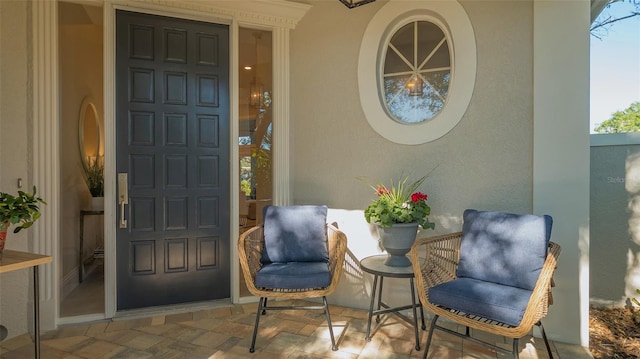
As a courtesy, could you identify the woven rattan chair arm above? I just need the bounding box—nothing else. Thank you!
[238,225,264,297]
[327,223,348,294]
[411,232,462,289]
[514,241,562,335]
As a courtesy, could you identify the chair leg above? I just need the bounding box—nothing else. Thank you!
[322,296,338,351]
[513,338,519,359]
[423,314,439,359]
[537,321,554,358]
[419,303,426,330]
[249,297,267,353]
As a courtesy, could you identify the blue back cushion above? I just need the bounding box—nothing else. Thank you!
[457,209,552,290]
[261,205,329,263]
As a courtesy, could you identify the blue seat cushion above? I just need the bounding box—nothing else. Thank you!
[261,205,329,263]
[429,277,533,327]
[457,209,552,290]
[255,262,331,289]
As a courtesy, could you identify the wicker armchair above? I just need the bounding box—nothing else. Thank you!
[238,206,348,353]
[410,210,561,359]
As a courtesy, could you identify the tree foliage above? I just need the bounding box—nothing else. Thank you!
[591,0,640,39]
[594,102,640,133]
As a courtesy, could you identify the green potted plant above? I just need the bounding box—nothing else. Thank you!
[0,186,47,254]
[361,174,435,229]
[83,156,104,210]
[360,174,435,267]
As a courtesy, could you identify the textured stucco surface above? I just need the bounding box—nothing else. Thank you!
[0,0,32,339]
[291,0,532,216]
[591,143,640,305]
[290,0,533,314]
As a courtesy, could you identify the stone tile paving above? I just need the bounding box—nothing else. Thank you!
[0,300,586,359]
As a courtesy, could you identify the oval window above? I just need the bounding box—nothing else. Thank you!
[382,20,451,124]
[358,2,476,145]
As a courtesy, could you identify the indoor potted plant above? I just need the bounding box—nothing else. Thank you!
[361,174,435,266]
[84,156,104,210]
[0,186,47,255]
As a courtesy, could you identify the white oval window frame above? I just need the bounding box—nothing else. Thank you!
[358,1,476,145]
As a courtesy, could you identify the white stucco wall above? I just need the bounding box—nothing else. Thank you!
[590,134,640,307]
[533,0,590,345]
[0,0,33,340]
[291,0,588,346]
[291,0,533,303]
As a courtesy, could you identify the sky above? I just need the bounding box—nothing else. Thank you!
[590,2,640,133]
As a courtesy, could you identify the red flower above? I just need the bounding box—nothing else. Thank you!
[411,192,428,202]
[376,186,390,196]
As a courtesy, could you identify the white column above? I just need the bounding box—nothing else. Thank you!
[272,27,292,205]
[31,0,59,331]
[533,0,590,346]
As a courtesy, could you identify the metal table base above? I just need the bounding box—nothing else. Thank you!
[360,255,426,350]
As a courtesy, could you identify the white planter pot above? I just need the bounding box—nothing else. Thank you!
[377,222,419,267]
[91,196,104,211]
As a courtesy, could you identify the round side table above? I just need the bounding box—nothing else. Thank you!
[360,254,426,350]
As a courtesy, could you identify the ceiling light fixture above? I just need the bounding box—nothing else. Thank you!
[339,0,375,9]
[249,33,264,109]
[408,75,424,97]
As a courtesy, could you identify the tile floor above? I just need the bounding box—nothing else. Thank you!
[0,300,592,359]
[60,264,105,318]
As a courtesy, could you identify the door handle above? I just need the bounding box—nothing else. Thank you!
[118,173,128,228]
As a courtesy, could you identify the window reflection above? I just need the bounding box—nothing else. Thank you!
[239,28,272,228]
[382,20,451,124]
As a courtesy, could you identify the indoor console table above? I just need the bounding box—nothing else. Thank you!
[0,250,52,359]
[79,210,104,283]
[360,254,426,350]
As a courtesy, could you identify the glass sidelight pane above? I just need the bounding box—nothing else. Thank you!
[238,28,273,298]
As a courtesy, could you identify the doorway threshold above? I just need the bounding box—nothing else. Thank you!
[113,299,233,321]
[58,313,107,326]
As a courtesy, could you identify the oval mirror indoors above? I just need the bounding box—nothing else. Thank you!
[78,96,102,172]
[78,96,104,208]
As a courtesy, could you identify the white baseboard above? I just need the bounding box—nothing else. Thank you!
[61,266,79,300]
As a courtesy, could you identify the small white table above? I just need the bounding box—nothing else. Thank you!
[0,250,52,359]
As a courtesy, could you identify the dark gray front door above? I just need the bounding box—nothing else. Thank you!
[116,10,230,310]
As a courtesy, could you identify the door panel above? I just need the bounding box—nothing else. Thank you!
[116,10,230,310]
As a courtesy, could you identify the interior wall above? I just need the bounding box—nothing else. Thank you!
[0,0,32,339]
[290,0,535,319]
[59,4,104,298]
